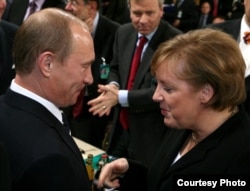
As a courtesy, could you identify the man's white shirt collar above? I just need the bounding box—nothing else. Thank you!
[10,80,63,124]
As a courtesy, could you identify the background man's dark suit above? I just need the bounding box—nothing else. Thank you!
[207,19,250,115]
[200,0,244,19]
[107,20,182,167]
[4,0,66,25]
[163,0,199,32]
[69,15,120,149]
[0,20,18,95]
[0,90,91,191]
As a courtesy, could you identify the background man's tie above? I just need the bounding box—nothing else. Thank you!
[119,36,148,130]
[28,0,37,17]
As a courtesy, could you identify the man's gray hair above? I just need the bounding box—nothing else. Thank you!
[127,0,164,8]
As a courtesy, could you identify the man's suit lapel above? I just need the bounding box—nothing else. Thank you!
[8,0,29,25]
[133,47,154,89]
[42,0,66,9]
[226,19,241,41]
[0,26,7,93]
[52,118,84,165]
[133,21,167,89]
[93,16,109,65]
[0,26,6,74]
[4,90,84,164]
[120,31,137,89]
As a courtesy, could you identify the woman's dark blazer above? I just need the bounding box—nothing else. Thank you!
[119,109,250,191]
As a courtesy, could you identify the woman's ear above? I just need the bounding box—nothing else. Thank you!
[200,84,214,103]
[38,52,54,77]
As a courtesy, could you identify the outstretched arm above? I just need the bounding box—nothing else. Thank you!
[88,84,119,117]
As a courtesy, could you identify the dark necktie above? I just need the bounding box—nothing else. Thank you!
[119,36,148,130]
[243,32,250,44]
[62,112,70,134]
[28,0,37,17]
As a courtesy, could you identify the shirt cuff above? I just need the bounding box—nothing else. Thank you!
[119,90,129,107]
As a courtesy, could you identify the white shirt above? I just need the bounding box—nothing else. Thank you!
[91,11,99,38]
[118,30,157,107]
[10,80,63,124]
[23,0,45,21]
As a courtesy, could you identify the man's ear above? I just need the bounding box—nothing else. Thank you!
[88,0,97,11]
[38,52,54,77]
[200,84,214,103]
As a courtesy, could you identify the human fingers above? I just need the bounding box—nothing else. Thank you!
[97,163,120,189]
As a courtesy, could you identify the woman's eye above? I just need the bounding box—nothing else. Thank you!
[164,87,173,93]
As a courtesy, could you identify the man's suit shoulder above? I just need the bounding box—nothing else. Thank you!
[208,19,241,29]
[157,19,183,38]
[99,15,120,28]
[42,0,66,9]
[0,20,18,35]
[117,22,135,33]
[206,19,241,38]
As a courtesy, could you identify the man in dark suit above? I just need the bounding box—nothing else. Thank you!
[65,0,120,149]
[207,0,250,115]
[3,0,66,25]
[200,0,244,19]
[0,0,18,95]
[88,0,182,167]
[197,0,213,28]
[163,0,199,32]
[0,8,94,191]
[101,0,131,24]
[0,20,18,95]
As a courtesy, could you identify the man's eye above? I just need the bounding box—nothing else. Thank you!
[133,12,142,17]
[146,11,154,16]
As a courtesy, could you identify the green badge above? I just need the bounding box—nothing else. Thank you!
[100,57,110,79]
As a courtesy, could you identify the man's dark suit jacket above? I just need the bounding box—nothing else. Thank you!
[207,19,250,115]
[0,20,18,95]
[0,89,91,191]
[87,15,120,104]
[4,0,66,26]
[119,109,250,191]
[67,15,120,149]
[0,142,11,191]
[164,0,199,32]
[106,20,182,167]
[200,0,242,19]
[197,13,213,28]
